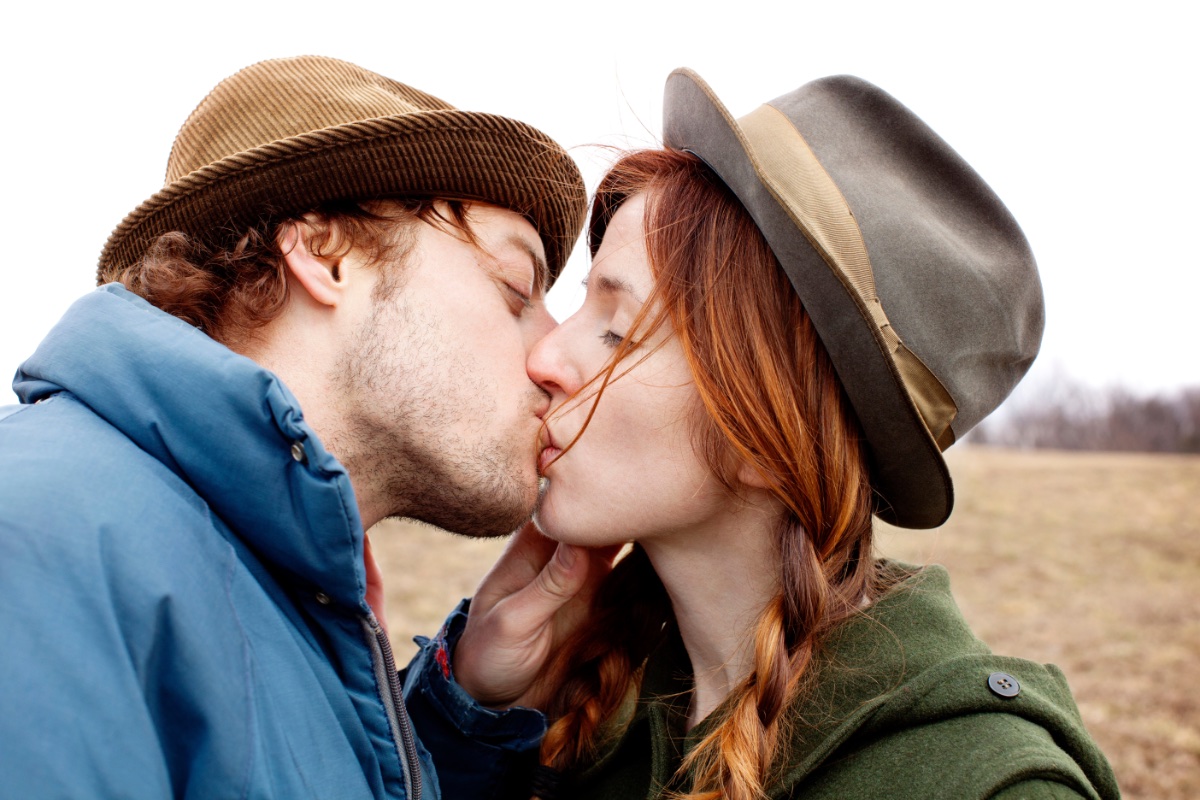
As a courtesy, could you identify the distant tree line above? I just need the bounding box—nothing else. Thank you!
[970,382,1200,453]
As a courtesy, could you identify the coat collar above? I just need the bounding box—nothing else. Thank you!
[14,284,368,608]
[597,563,995,794]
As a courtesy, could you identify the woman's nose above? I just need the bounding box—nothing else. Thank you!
[522,303,558,352]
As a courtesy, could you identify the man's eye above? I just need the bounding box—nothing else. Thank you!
[504,284,532,313]
[600,330,624,348]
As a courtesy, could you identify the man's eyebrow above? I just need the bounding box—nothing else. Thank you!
[504,235,549,292]
[584,274,644,305]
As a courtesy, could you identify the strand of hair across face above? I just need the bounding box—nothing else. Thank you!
[537,148,882,800]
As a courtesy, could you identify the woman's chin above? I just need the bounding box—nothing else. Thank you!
[532,502,616,548]
[530,506,574,544]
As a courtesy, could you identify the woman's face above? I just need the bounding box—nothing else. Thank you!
[528,194,729,547]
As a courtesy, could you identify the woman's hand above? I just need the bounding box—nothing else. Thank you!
[453,522,619,710]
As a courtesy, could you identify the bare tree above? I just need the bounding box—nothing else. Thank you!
[969,374,1200,454]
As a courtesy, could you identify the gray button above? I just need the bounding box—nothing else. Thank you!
[315,592,331,606]
[987,671,1020,698]
[290,441,307,463]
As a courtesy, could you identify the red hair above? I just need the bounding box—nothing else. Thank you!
[539,149,889,800]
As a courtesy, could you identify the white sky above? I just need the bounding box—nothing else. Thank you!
[2,1,1196,406]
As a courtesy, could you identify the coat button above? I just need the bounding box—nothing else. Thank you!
[315,592,332,605]
[987,671,1020,698]
[290,441,307,464]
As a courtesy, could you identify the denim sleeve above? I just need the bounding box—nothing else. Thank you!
[402,599,547,800]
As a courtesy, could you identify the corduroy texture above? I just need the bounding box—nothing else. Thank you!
[98,56,587,283]
[663,69,1044,529]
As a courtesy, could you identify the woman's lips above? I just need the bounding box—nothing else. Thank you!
[538,445,562,475]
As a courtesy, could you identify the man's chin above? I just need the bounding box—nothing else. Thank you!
[431,482,540,538]
[379,451,541,538]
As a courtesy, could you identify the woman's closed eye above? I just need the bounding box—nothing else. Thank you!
[600,330,624,348]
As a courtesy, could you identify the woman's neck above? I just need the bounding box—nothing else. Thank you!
[640,492,783,730]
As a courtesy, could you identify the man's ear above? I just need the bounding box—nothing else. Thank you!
[279,220,344,307]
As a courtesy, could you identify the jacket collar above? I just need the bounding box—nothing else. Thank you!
[614,564,992,793]
[14,284,368,608]
[605,563,1114,797]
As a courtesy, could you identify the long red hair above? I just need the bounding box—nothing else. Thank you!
[539,149,889,800]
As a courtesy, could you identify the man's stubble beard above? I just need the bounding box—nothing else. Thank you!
[330,287,539,538]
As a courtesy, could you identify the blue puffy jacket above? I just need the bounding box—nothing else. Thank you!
[0,285,543,799]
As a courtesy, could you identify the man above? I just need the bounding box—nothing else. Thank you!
[0,55,597,799]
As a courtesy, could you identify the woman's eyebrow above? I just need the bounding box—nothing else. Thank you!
[583,273,645,305]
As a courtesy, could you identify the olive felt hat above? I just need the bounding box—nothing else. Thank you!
[98,55,587,284]
[663,69,1043,529]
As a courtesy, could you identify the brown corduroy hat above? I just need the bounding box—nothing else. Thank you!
[98,55,587,284]
[663,69,1044,529]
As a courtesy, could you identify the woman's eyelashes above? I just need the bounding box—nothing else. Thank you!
[600,330,624,348]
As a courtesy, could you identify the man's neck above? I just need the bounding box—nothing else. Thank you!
[237,322,379,530]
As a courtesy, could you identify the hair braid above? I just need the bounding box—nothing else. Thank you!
[539,546,670,771]
[540,148,891,800]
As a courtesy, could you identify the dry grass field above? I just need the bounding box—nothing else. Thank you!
[370,446,1200,799]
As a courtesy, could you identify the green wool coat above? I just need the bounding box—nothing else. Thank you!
[562,562,1119,799]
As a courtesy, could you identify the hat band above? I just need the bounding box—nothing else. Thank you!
[738,103,957,449]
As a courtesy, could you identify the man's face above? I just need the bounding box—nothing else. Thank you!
[333,202,556,536]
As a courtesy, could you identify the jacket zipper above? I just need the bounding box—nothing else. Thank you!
[363,616,423,800]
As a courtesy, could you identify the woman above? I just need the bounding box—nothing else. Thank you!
[523,71,1118,799]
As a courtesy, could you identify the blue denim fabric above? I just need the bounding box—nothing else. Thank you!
[405,600,547,800]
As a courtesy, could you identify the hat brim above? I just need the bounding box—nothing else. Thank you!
[99,109,586,284]
[663,69,951,529]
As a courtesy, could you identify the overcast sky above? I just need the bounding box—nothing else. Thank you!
[2,1,1196,406]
